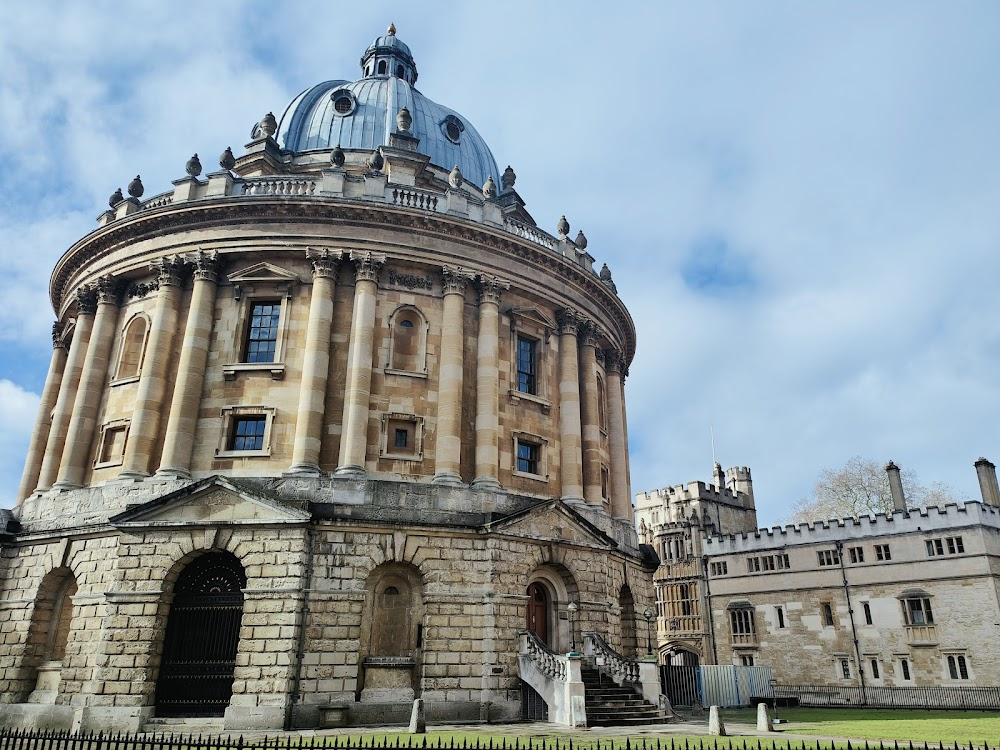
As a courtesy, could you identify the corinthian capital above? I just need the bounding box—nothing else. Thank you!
[95,275,121,305]
[604,347,624,375]
[189,250,220,283]
[306,247,342,281]
[75,285,98,315]
[441,265,474,295]
[51,321,65,350]
[476,274,510,306]
[556,307,582,336]
[350,250,386,284]
[151,255,186,288]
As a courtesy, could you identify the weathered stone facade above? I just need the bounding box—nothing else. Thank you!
[1,27,652,731]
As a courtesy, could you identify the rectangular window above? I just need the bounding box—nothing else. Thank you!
[710,561,728,576]
[822,602,835,627]
[762,556,776,571]
[945,536,964,554]
[601,467,610,500]
[947,655,969,680]
[730,608,755,638]
[875,544,891,561]
[746,557,761,573]
[863,601,872,625]
[902,597,934,626]
[849,546,864,564]
[516,336,537,395]
[230,416,266,451]
[870,659,880,679]
[394,428,409,449]
[901,658,911,681]
[776,553,790,570]
[517,440,541,475]
[741,654,755,666]
[840,659,851,679]
[244,302,281,363]
[776,606,785,629]
[818,549,840,566]
[97,424,128,466]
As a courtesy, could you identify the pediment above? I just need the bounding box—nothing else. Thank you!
[486,500,616,549]
[227,262,300,298]
[508,306,555,332]
[109,476,310,527]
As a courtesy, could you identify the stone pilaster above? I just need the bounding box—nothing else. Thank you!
[578,322,603,507]
[605,349,631,520]
[471,274,509,489]
[433,265,474,485]
[288,248,341,474]
[35,290,96,492]
[336,251,385,476]
[54,277,120,489]
[119,257,186,479]
[157,251,221,478]
[557,308,584,503]
[16,323,68,502]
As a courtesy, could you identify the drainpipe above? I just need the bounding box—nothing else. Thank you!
[286,524,315,730]
[836,540,866,704]
[701,555,718,665]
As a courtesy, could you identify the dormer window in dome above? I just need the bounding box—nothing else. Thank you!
[441,115,464,144]
[331,90,356,116]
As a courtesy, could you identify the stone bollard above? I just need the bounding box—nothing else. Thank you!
[708,705,726,736]
[757,702,773,732]
[408,698,426,734]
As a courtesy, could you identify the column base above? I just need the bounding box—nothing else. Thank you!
[471,477,502,490]
[334,465,366,478]
[116,469,150,481]
[562,495,587,506]
[49,480,82,491]
[284,463,323,477]
[154,467,192,480]
[432,472,466,487]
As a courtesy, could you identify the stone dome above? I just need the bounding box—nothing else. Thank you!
[276,26,501,188]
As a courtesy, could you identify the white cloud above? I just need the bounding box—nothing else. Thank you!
[0,380,40,508]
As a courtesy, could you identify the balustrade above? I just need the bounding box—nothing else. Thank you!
[583,631,639,683]
[520,630,567,681]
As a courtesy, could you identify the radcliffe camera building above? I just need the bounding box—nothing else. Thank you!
[0,27,657,731]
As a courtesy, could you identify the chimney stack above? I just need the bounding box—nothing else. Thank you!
[975,458,1000,506]
[886,460,906,512]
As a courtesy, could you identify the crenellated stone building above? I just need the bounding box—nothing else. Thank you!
[637,458,1000,690]
[0,27,656,732]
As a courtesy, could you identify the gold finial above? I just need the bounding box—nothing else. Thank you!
[387,22,396,35]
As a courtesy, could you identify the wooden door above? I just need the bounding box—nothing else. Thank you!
[525,582,549,645]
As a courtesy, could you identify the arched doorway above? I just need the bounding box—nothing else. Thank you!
[525,582,549,645]
[155,552,246,716]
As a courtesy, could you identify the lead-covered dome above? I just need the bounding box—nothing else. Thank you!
[276,25,501,188]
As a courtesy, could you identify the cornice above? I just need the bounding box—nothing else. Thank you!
[50,197,637,362]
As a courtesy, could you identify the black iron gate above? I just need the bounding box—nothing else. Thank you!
[155,552,247,717]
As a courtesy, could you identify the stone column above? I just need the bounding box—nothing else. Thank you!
[578,323,603,507]
[557,308,585,503]
[472,275,509,489]
[16,323,68,502]
[605,349,632,520]
[336,251,385,476]
[156,251,220,478]
[433,265,474,485]
[288,249,341,475]
[119,257,185,479]
[54,276,120,489]
[35,290,97,492]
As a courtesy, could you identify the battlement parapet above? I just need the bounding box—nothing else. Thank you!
[702,500,997,554]
[636,479,750,509]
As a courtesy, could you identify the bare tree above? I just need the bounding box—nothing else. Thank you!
[787,456,961,523]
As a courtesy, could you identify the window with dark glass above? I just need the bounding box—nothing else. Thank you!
[244,302,280,363]
[230,416,266,451]
[517,441,540,475]
[516,336,537,395]
[863,601,872,625]
[840,659,851,679]
[822,602,835,626]
[947,654,969,680]
[870,659,880,679]
[901,658,911,680]
[849,546,864,563]
[875,544,891,561]
[394,428,409,449]
[730,608,755,638]
[741,654,754,666]
[776,606,785,629]
[902,597,933,626]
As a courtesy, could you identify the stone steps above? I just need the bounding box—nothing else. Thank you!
[581,668,669,727]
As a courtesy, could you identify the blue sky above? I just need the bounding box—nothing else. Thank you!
[1,2,999,524]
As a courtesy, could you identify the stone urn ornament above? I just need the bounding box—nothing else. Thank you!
[108,188,123,208]
[482,175,497,199]
[501,165,516,191]
[331,143,346,168]
[368,148,384,171]
[219,147,236,171]
[575,230,588,250]
[185,154,202,177]
[557,215,570,238]
[259,111,277,139]
[397,106,412,133]
[127,175,144,199]
[449,165,462,188]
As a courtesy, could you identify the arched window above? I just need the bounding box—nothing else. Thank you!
[597,374,607,431]
[388,307,427,373]
[116,314,149,380]
[396,64,404,78]
[377,60,387,75]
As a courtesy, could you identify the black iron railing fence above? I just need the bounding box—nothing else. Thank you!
[775,683,1000,710]
[0,732,998,750]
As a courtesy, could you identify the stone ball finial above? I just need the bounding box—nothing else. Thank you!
[331,143,345,168]
[368,148,384,171]
[219,147,236,171]
[449,165,462,188]
[185,153,202,177]
[397,106,412,133]
[127,175,144,199]
[501,165,516,191]
[259,112,278,138]
[387,22,397,35]
[482,175,497,199]
[575,230,588,250]
[108,188,123,208]
[557,215,570,238]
